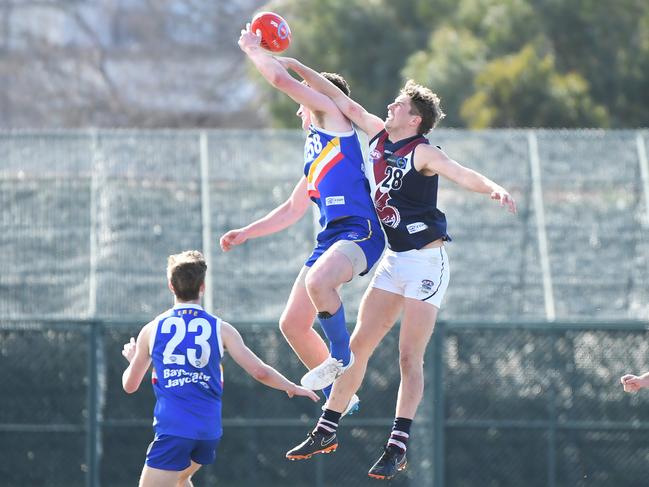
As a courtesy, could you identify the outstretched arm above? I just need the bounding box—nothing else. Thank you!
[220,321,319,400]
[418,145,517,213]
[621,372,649,392]
[278,56,385,138]
[239,24,337,117]
[220,177,310,251]
[122,322,153,393]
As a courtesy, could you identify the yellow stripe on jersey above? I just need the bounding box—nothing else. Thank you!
[307,137,342,194]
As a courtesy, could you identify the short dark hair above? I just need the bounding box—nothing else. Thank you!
[167,250,207,301]
[321,72,350,96]
[401,79,445,135]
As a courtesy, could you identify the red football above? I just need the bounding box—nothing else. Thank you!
[250,12,291,53]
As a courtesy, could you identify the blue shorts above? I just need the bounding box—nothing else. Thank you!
[145,434,221,471]
[306,216,385,276]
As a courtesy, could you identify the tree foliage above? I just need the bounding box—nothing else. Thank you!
[261,0,649,128]
[263,0,441,127]
[3,0,648,128]
[460,44,609,128]
[402,27,488,127]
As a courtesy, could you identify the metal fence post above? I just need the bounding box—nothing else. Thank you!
[199,131,214,313]
[527,130,556,321]
[548,386,557,487]
[432,321,445,487]
[547,330,559,487]
[315,453,324,487]
[636,131,649,227]
[86,320,100,487]
[88,130,99,319]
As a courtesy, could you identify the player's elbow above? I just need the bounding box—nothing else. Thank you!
[286,202,308,222]
[340,98,355,114]
[271,72,293,91]
[251,364,271,383]
[340,102,364,127]
[122,379,139,394]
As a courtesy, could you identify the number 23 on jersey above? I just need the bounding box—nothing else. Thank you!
[160,316,212,368]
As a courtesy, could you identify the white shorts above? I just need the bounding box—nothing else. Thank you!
[369,246,450,308]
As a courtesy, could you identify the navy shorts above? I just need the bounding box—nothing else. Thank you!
[145,434,220,471]
[305,216,385,276]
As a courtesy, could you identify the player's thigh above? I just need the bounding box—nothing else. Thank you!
[280,268,317,331]
[139,465,180,487]
[398,298,439,362]
[351,287,404,358]
[329,239,368,277]
[401,246,450,308]
[306,245,355,289]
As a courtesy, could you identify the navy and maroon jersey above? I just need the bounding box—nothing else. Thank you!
[365,130,449,251]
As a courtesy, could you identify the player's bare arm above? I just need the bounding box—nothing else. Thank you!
[220,321,319,401]
[621,372,649,392]
[278,56,385,138]
[220,177,310,252]
[122,322,153,393]
[416,144,517,213]
[238,26,346,130]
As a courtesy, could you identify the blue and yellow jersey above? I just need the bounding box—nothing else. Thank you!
[149,303,224,440]
[304,125,378,229]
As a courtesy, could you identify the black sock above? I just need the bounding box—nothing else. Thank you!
[315,408,342,436]
[387,417,412,454]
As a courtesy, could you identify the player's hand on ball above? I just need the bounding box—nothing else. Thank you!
[238,23,262,53]
[287,384,320,402]
[250,12,291,53]
[122,337,136,363]
[621,374,643,392]
[220,229,248,252]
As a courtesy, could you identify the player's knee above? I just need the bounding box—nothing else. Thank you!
[279,315,295,338]
[349,335,373,362]
[279,315,307,341]
[399,350,424,374]
[304,269,326,297]
[306,263,342,295]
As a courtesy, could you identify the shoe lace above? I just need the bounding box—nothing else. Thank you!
[317,358,343,378]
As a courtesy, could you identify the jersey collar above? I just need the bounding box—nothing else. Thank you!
[172,303,203,310]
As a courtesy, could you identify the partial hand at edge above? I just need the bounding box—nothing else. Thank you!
[621,374,642,393]
[220,229,248,252]
[238,22,263,54]
[287,384,320,402]
[122,337,136,363]
[490,189,517,214]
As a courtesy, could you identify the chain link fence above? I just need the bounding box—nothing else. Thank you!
[1,129,648,486]
[2,319,649,487]
[1,129,648,322]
